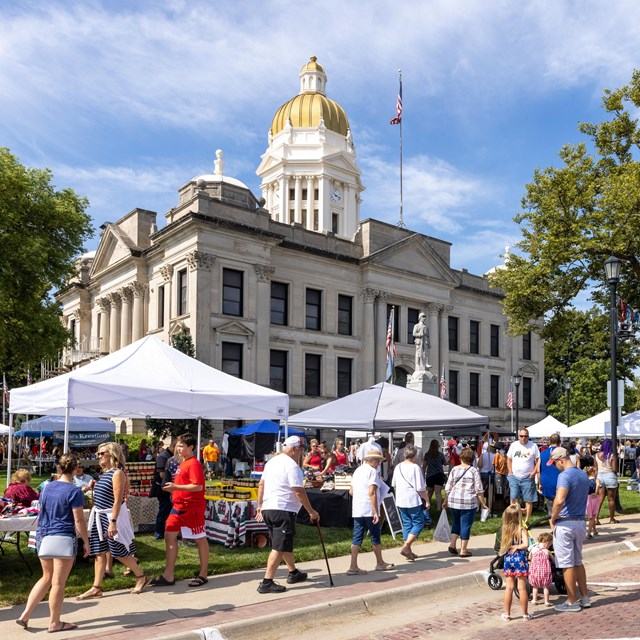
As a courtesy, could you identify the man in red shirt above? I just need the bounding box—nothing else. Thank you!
[150,433,210,588]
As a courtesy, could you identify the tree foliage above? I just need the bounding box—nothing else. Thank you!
[0,149,93,385]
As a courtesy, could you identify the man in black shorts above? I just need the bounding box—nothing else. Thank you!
[256,436,320,593]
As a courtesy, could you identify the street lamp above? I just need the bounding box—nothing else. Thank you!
[513,370,522,433]
[604,256,621,457]
[565,377,571,430]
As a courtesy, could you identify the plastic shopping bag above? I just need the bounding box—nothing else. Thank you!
[433,508,451,543]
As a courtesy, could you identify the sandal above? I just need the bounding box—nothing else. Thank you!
[76,586,102,601]
[374,562,395,571]
[48,622,78,633]
[522,614,533,621]
[501,613,510,622]
[188,575,208,587]
[131,575,152,594]
[15,619,28,629]
[103,570,115,579]
[609,518,620,524]
[346,568,367,575]
[448,546,459,555]
[459,551,473,557]
[149,575,175,587]
[400,549,416,561]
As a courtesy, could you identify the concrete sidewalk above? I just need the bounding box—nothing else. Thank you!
[2,516,640,640]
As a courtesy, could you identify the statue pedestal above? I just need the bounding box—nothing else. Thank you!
[407,369,438,396]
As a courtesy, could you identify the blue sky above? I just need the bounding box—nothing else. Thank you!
[1,0,639,276]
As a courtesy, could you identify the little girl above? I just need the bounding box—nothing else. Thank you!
[585,466,600,538]
[528,531,553,606]
[500,504,531,621]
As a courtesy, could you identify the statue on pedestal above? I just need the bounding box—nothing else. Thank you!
[413,312,430,371]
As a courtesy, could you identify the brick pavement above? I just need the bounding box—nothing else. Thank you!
[349,562,640,640]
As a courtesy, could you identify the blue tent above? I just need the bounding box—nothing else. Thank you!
[227,420,304,437]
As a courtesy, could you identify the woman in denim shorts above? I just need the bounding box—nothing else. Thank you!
[595,439,619,524]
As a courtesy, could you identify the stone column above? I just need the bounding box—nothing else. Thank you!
[119,286,133,348]
[255,265,275,385]
[281,176,290,224]
[376,291,390,383]
[320,176,330,231]
[427,304,439,371]
[306,176,314,230]
[131,282,147,342]
[440,305,453,385]
[294,176,302,224]
[107,292,121,353]
[187,251,216,361]
[73,308,90,351]
[361,287,377,388]
[97,297,111,354]
[160,264,174,329]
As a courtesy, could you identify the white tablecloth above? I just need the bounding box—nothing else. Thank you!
[0,516,38,532]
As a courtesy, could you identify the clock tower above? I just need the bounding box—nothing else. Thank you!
[256,57,364,239]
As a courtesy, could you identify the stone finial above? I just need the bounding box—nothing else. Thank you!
[214,149,224,176]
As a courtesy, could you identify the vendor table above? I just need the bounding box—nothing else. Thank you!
[127,495,158,533]
[0,516,38,575]
[297,488,352,528]
[205,498,268,548]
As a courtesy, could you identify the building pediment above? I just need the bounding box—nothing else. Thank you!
[364,235,459,285]
[212,320,255,339]
[91,226,138,277]
[519,362,539,377]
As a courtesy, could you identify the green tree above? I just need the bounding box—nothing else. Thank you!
[0,149,92,384]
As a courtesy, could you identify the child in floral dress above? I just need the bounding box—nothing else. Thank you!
[500,504,531,621]
[529,531,553,606]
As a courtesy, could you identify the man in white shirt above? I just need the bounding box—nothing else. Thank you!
[256,435,319,594]
[506,427,540,522]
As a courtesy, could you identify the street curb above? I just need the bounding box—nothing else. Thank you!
[153,535,640,640]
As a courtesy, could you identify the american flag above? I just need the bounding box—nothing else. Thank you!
[390,75,403,125]
[27,369,32,385]
[385,307,396,382]
[2,374,9,404]
[439,367,447,399]
[506,382,514,409]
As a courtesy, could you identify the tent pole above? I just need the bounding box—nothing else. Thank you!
[39,425,42,476]
[6,413,13,487]
[63,407,70,454]
[197,418,202,463]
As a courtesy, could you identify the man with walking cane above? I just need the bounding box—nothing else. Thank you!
[256,435,320,593]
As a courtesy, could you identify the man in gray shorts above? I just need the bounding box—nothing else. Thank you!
[549,447,590,612]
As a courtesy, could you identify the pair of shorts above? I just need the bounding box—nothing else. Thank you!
[206,461,219,472]
[553,520,586,568]
[425,472,446,488]
[597,471,618,489]
[508,475,537,502]
[165,507,206,539]
[262,509,297,553]
[352,516,381,546]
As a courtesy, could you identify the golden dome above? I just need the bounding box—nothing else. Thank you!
[271,93,349,136]
[300,55,324,74]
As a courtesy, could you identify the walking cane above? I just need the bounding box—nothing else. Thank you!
[316,520,334,587]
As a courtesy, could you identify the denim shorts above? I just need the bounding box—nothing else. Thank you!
[352,516,381,546]
[507,475,537,502]
[597,470,618,489]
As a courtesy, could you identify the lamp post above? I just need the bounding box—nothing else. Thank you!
[514,370,522,433]
[604,256,621,457]
[565,377,571,430]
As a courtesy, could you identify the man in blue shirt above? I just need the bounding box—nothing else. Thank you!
[549,447,590,612]
[538,433,562,515]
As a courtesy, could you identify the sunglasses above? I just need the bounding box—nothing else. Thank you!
[97,451,108,456]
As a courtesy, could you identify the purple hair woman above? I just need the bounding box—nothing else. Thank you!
[595,439,619,524]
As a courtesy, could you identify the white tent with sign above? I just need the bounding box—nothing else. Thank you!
[607,410,640,437]
[288,382,491,433]
[7,335,288,483]
[527,414,566,438]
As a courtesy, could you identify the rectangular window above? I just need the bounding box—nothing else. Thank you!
[470,320,480,354]
[523,331,532,360]
[222,268,243,317]
[407,308,419,344]
[332,213,339,233]
[221,342,243,378]
[157,285,165,328]
[490,324,500,357]
[306,288,322,331]
[289,188,295,201]
[490,375,500,408]
[314,188,319,200]
[337,357,352,397]
[177,268,188,316]
[338,294,353,335]
[270,282,288,325]
[302,188,308,200]
[449,370,459,404]
[387,304,400,342]
[269,350,287,393]
[305,353,321,397]
[448,317,459,351]
[313,210,319,230]
[523,377,532,409]
[469,372,480,406]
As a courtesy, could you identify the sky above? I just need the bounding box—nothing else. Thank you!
[1,0,639,276]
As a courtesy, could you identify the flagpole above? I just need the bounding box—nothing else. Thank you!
[397,69,404,228]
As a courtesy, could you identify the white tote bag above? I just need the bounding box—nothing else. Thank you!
[433,508,451,543]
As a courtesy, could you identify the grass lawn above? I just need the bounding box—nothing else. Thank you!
[1,477,638,606]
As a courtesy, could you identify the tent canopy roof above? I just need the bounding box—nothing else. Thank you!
[9,336,288,420]
[288,382,490,432]
[15,415,116,437]
[227,420,305,437]
[527,415,566,438]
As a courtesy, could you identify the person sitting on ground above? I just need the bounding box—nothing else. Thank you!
[4,468,39,507]
[347,451,394,575]
[302,439,324,471]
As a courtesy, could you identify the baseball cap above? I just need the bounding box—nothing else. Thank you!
[546,446,568,465]
[283,435,303,448]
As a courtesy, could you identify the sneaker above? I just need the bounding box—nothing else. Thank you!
[554,601,582,612]
[257,580,287,594]
[579,596,592,608]
[286,569,308,584]
[587,533,593,539]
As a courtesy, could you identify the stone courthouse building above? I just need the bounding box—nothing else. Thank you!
[58,57,545,432]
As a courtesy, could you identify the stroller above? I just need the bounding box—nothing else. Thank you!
[487,515,566,595]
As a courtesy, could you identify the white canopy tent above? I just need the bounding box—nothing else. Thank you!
[527,414,566,439]
[7,335,288,483]
[606,410,640,437]
[563,411,610,438]
[0,423,12,435]
[288,382,490,433]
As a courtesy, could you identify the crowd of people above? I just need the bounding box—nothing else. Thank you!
[4,427,631,631]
